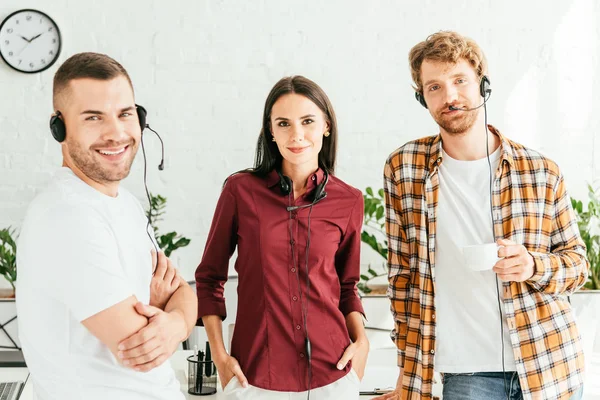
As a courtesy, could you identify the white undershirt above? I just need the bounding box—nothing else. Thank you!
[434,146,516,373]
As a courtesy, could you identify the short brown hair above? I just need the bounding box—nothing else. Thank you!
[409,31,488,93]
[52,52,133,109]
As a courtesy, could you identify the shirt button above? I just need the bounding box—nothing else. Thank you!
[430,349,435,355]
[300,353,305,358]
[296,325,301,330]
[432,314,436,320]
[293,296,298,301]
[290,239,295,245]
[291,212,297,219]
[291,268,296,273]
[311,176,316,181]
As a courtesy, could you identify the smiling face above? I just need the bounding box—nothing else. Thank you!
[270,93,330,171]
[420,58,483,135]
[59,76,141,190]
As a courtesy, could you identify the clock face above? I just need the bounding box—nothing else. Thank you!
[0,9,61,73]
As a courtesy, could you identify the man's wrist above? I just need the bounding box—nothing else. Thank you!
[168,309,189,342]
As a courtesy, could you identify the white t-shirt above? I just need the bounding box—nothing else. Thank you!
[16,168,184,400]
[434,147,517,373]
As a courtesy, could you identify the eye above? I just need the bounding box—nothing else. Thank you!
[120,112,133,118]
[277,121,289,127]
[429,85,439,92]
[302,119,314,125]
[457,78,467,84]
[86,115,100,121]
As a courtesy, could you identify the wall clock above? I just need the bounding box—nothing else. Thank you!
[0,9,61,73]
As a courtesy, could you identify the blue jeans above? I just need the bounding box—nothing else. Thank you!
[442,372,584,400]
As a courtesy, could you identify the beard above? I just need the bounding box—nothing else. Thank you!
[67,138,138,184]
[432,105,479,135]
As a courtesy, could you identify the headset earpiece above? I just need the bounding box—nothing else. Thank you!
[480,75,491,98]
[277,169,292,195]
[50,111,66,143]
[415,91,428,109]
[136,104,147,131]
[312,172,329,202]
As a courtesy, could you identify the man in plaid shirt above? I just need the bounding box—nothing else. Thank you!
[375,32,588,400]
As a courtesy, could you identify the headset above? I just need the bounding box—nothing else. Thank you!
[277,169,329,210]
[415,75,491,110]
[49,104,166,273]
[277,168,329,399]
[425,76,510,399]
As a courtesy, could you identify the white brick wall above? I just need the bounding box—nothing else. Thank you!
[1,0,599,286]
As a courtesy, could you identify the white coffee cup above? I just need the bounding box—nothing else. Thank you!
[462,243,503,271]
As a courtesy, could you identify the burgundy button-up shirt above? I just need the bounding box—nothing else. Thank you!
[195,168,364,392]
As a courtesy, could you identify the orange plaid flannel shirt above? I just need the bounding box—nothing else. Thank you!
[384,126,589,399]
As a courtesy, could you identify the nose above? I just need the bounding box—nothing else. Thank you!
[289,124,304,143]
[101,115,131,144]
[444,85,459,105]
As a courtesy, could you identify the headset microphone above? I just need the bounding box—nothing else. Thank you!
[448,89,491,111]
[286,193,327,211]
[144,124,165,171]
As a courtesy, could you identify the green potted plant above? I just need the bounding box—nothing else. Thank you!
[359,187,388,295]
[568,185,600,378]
[146,193,191,258]
[359,187,395,345]
[0,227,17,298]
[571,185,600,289]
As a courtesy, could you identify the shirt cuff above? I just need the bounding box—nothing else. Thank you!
[393,321,407,368]
[526,251,550,283]
[339,294,365,318]
[195,297,227,326]
[397,349,405,368]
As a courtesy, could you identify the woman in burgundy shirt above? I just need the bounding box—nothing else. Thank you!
[196,76,368,399]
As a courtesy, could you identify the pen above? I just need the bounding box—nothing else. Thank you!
[196,350,204,393]
[359,388,395,395]
[204,341,212,378]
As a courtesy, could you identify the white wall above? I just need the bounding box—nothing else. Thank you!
[1,0,599,286]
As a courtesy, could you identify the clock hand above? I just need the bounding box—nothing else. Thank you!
[19,35,31,43]
[30,33,43,42]
[17,41,31,57]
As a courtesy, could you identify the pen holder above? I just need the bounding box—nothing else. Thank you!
[187,355,217,396]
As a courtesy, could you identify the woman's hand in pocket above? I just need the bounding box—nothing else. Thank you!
[336,338,369,380]
[215,354,248,390]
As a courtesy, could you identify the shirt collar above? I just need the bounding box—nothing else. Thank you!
[266,167,326,191]
[428,124,515,170]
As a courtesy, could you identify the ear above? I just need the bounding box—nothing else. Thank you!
[324,120,330,133]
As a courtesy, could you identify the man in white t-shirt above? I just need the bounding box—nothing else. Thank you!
[16,52,197,400]
[377,32,587,400]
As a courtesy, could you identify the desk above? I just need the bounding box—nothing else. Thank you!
[170,349,400,399]
[4,348,401,399]
[0,295,20,350]
[2,367,32,399]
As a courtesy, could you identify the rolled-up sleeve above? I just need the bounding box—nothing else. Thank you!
[335,194,365,317]
[527,172,589,295]
[384,161,411,368]
[195,183,238,326]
